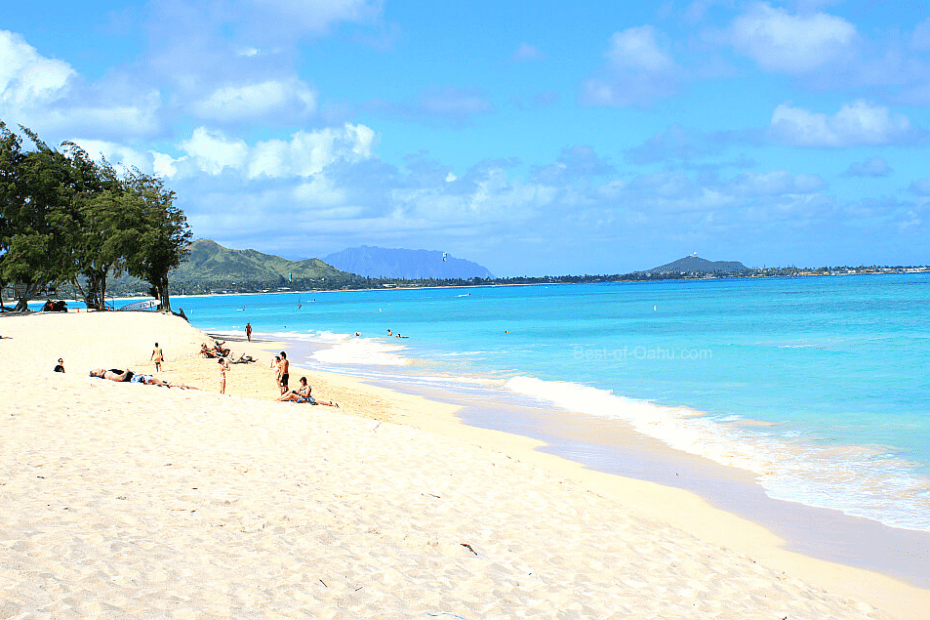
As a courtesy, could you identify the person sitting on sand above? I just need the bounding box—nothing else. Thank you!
[200,343,218,358]
[54,358,65,373]
[89,368,135,382]
[214,340,231,357]
[279,377,339,407]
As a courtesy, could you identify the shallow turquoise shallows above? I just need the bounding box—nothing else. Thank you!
[164,274,930,531]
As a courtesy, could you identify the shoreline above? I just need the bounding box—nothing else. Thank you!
[3,312,929,619]
[244,329,930,618]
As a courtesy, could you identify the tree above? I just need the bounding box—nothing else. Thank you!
[61,145,140,310]
[123,171,192,313]
[0,123,77,311]
[0,121,192,312]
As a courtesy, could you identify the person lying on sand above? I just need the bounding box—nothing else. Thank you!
[230,353,256,364]
[279,377,339,407]
[89,368,197,389]
[90,368,135,382]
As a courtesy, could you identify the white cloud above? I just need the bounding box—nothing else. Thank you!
[605,26,674,72]
[581,26,677,107]
[242,0,381,35]
[0,29,73,110]
[191,79,318,122]
[152,151,181,178]
[247,123,375,179]
[730,3,856,73]
[769,101,912,147]
[912,18,930,52]
[730,170,826,196]
[512,43,543,62]
[909,178,930,196]
[843,157,891,178]
[180,127,249,175]
[171,123,376,180]
[67,139,153,171]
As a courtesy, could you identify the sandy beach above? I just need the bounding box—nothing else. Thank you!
[1,311,928,619]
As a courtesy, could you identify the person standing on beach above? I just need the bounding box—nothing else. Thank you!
[245,323,252,342]
[150,343,164,372]
[278,352,290,395]
[218,357,230,394]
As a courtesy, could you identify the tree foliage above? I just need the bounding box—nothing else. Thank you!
[0,121,191,312]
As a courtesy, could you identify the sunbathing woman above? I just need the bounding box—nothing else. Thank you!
[279,377,338,407]
[89,368,135,382]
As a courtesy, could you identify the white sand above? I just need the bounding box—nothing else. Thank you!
[1,311,927,619]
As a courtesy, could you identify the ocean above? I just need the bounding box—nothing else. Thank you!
[168,274,930,532]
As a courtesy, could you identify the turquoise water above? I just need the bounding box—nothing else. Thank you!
[166,274,930,531]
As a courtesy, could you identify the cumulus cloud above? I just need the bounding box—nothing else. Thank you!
[0,30,163,139]
[581,26,678,107]
[769,101,914,147]
[729,3,856,73]
[191,79,318,123]
[842,157,891,178]
[172,123,376,180]
[247,124,375,179]
[0,30,74,109]
[180,127,250,175]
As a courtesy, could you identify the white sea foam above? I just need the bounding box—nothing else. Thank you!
[505,376,930,531]
[312,337,411,367]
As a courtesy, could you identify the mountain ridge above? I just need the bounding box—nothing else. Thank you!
[324,245,493,280]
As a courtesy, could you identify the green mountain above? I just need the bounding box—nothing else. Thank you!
[644,255,748,275]
[170,239,349,283]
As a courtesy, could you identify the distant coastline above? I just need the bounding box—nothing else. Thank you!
[5,264,929,307]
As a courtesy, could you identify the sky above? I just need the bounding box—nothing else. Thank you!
[1,1,929,276]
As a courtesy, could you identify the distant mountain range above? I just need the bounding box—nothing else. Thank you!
[324,246,494,280]
[170,239,352,283]
[643,255,749,275]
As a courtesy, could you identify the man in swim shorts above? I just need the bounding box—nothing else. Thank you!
[278,352,289,395]
[150,342,164,372]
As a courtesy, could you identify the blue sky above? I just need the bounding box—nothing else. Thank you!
[2,1,929,275]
